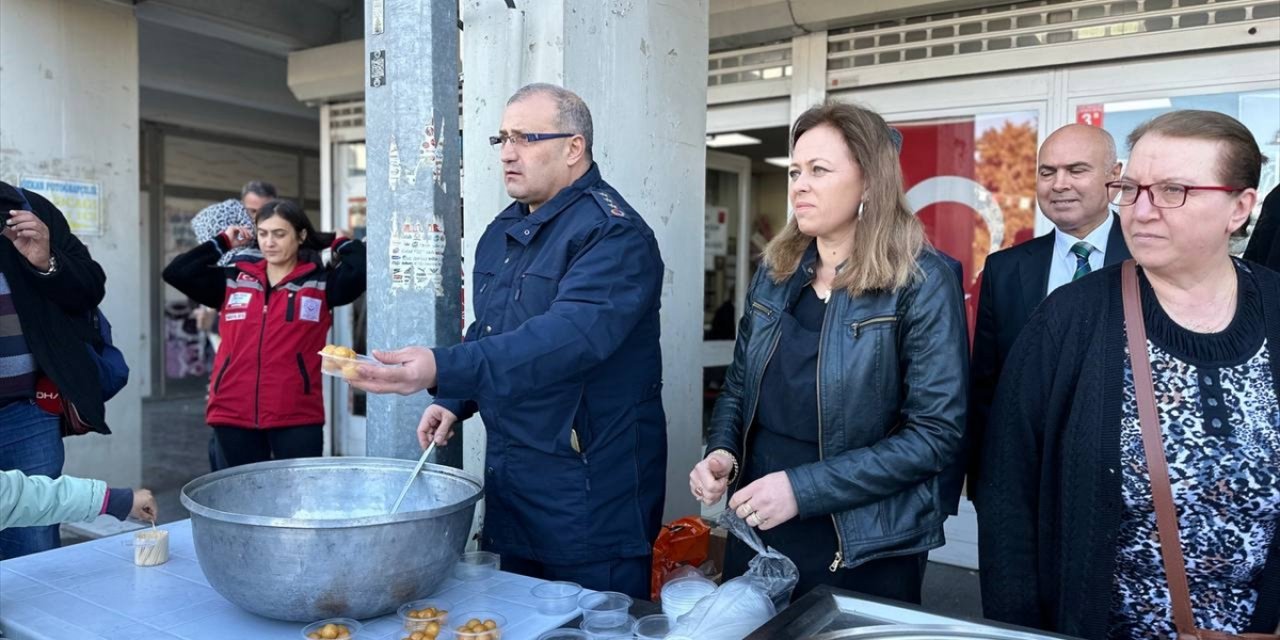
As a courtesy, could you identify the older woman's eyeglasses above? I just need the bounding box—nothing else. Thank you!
[1106,180,1243,209]
[489,132,575,147]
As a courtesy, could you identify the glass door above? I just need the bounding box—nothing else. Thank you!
[329,140,367,455]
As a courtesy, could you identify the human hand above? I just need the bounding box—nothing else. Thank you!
[418,404,459,448]
[2,210,52,271]
[347,346,437,395]
[728,471,798,531]
[131,489,158,523]
[220,225,253,249]
[689,450,734,506]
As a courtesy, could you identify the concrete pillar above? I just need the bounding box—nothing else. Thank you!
[461,0,709,521]
[362,0,464,466]
[789,31,829,134]
[0,0,143,489]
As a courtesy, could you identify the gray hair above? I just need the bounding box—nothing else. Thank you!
[240,180,277,200]
[507,83,594,159]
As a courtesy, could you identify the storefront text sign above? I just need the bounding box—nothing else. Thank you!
[18,176,103,236]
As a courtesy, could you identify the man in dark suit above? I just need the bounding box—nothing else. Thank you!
[968,124,1130,505]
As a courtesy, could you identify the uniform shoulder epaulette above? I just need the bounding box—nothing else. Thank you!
[590,189,627,218]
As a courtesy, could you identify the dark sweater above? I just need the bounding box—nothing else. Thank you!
[977,259,1280,639]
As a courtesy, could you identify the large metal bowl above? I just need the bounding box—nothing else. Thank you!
[180,457,482,622]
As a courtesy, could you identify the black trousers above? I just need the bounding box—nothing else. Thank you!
[212,424,323,468]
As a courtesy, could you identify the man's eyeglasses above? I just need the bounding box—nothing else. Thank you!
[489,132,575,147]
[1106,180,1243,209]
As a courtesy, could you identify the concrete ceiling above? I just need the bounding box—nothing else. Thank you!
[133,0,364,148]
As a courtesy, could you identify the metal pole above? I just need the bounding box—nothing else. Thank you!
[363,0,464,467]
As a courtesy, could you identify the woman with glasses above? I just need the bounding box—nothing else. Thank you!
[978,110,1280,639]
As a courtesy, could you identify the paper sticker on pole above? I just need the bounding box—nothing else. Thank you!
[372,0,384,35]
[389,212,447,296]
[388,137,401,191]
[370,50,386,88]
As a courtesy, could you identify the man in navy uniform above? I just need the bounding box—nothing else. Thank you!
[354,84,666,598]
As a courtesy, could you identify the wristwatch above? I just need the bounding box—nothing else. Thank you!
[36,254,58,276]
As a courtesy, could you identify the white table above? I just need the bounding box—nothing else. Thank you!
[0,520,585,640]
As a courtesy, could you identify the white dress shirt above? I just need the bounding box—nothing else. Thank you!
[1047,213,1114,296]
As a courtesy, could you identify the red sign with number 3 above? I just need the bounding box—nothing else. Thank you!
[1076,104,1104,127]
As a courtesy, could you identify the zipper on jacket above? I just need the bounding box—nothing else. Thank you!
[850,316,896,338]
[254,300,268,427]
[296,353,310,395]
[213,356,232,394]
[733,328,782,490]
[750,301,773,318]
[285,291,296,322]
[817,299,847,572]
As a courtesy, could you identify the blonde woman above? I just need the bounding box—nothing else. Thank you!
[688,102,968,602]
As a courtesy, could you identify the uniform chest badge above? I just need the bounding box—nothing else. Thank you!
[300,296,323,322]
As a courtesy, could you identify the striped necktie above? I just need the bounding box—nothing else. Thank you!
[1071,241,1094,281]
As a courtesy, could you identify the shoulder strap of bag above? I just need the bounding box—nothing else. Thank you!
[1121,260,1200,638]
[1122,260,1280,640]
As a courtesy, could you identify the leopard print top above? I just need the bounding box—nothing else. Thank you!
[1108,271,1280,640]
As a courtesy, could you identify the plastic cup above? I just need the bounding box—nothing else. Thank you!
[450,611,506,640]
[578,591,633,627]
[633,613,674,640]
[454,551,501,581]
[579,614,635,639]
[531,581,583,615]
[536,631,591,640]
[300,618,361,640]
[397,599,449,635]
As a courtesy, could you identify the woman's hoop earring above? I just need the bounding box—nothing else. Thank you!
[857,201,865,218]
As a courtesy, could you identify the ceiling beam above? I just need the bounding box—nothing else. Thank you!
[134,0,344,56]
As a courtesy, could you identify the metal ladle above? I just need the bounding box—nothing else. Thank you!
[390,441,436,514]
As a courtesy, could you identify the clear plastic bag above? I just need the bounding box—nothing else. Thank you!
[667,577,776,640]
[717,509,798,609]
[665,511,800,640]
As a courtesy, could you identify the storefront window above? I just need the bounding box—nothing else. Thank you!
[895,111,1040,338]
[1080,89,1280,252]
[162,196,218,384]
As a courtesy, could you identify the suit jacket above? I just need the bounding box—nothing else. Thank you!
[967,214,1130,504]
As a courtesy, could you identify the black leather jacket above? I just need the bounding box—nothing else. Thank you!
[706,244,968,570]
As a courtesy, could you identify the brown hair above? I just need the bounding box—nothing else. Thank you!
[763,101,925,295]
[1127,110,1268,190]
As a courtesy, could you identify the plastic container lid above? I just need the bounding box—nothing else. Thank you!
[300,618,362,640]
[660,575,716,619]
[531,580,583,615]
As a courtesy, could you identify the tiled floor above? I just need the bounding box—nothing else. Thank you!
[61,393,984,621]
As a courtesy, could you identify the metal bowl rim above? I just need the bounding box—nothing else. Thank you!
[179,456,483,528]
[809,624,1067,640]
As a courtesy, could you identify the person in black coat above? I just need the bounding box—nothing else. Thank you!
[0,180,108,559]
[967,124,1130,504]
[1244,184,1280,271]
[979,111,1280,639]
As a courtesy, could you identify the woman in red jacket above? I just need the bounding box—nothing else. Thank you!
[163,200,366,467]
